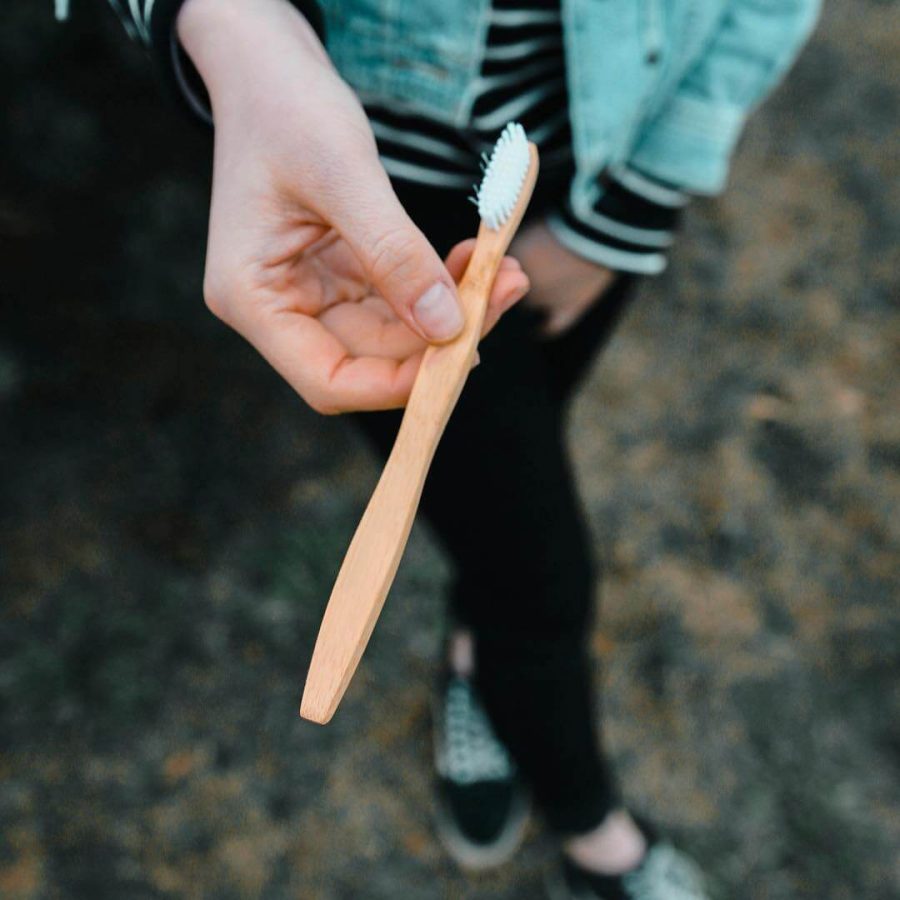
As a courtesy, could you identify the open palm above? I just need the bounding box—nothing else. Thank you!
[209,212,527,413]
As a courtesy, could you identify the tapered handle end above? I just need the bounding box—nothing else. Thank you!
[299,680,337,725]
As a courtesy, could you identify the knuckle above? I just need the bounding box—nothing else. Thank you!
[202,268,233,321]
[366,227,421,293]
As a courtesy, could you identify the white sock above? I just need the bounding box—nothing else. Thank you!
[564,809,648,875]
[448,629,475,677]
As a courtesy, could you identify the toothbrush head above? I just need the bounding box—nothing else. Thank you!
[475,122,532,231]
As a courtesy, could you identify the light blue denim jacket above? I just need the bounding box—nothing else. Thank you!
[92,0,819,196]
[320,0,820,196]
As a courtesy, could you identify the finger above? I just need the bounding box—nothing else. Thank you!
[442,239,529,340]
[318,302,427,360]
[444,239,523,283]
[481,268,530,337]
[444,239,477,282]
[240,304,421,413]
[328,163,464,343]
[489,267,530,314]
[499,255,525,272]
[325,351,424,411]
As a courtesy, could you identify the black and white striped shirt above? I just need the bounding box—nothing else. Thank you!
[365,0,686,274]
[68,0,688,274]
[367,0,573,189]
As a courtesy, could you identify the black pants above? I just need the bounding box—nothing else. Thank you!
[353,174,638,835]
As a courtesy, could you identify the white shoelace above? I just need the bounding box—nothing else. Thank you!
[435,677,515,785]
[622,844,709,900]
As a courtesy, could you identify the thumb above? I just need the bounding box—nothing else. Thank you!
[329,166,465,343]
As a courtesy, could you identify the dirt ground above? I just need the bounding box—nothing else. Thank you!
[1,2,898,898]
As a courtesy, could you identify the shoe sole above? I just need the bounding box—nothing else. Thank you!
[433,787,531,871]
[431,678,530,871]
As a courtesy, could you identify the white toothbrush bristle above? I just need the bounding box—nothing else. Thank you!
[475,123,530,230]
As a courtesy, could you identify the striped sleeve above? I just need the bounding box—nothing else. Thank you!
[95,0,186,47]
[54,1,161,38]
[57,2,324,124]
[104,0,216,122]
[547,166,689,275]
[94,0,325,46]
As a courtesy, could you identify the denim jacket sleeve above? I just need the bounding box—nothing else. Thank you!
[628,0,822,195]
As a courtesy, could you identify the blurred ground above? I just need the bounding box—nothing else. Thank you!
[1,2,898,899]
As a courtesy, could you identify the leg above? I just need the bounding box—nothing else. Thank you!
[352,180,617,833]
[355,179,710,895]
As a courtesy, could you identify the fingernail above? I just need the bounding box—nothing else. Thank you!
[413,283,464,341]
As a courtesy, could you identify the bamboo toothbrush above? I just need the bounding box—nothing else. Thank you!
[301,123,539,724]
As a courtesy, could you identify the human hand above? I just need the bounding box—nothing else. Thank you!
[177,0,528,413]
[511,220,616,337]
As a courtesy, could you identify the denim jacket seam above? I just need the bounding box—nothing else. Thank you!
[456,0,494,127]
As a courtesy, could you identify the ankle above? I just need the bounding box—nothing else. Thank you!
[564,808,647,876]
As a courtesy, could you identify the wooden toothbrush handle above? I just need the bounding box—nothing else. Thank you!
[300,143,538,724]
[299,241,499,725]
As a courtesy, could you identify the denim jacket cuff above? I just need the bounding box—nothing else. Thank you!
[627,93,746,196]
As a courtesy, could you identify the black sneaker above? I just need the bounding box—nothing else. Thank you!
[547,828,711,900]
[432,673,530,869]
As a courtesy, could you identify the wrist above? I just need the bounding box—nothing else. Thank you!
[177,0,327,112]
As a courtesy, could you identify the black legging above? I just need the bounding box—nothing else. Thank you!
[353,172,638,835]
